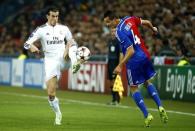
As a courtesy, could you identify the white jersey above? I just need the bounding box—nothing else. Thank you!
[24,23,75,81]
[24,23,73,58]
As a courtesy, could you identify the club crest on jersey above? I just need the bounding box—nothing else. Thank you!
[125,23,132,31]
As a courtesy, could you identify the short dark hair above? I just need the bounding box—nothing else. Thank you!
[103,10,116,20]
[46,6,59,15]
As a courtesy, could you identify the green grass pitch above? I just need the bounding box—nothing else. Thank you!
[0,86,195,131]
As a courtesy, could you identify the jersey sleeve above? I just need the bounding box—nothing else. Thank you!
[116,30,133,53]
[132,16,141,26]
[64,26,78,46]
[24,27,41,49]
[64,26,73,41]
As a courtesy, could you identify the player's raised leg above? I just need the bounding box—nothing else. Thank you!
[47,76,62,125]
[67,40,81,74]
[145,81,168,123]
[130,87,153,127]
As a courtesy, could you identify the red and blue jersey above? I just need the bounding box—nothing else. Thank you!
[116,16,150,68]
[116,16,155,85]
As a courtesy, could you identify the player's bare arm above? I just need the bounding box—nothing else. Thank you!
[29,44,40,54]
[119,53,124,63]
[141,19,158,34]
[24,42,40,54]
[114,46,134,74]
[64,38,76,60]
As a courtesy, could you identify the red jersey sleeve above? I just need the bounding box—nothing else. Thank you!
[132,16,141,26]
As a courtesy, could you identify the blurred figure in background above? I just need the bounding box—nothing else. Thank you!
[107,35,123,105]
[23,6,81,125]
[18,48,28,60]
[177,55,191,66]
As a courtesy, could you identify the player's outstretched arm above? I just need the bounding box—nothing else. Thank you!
[114,46,134,74]
[141,19,158,35]
[24,43,40,54]
[24,27,41,54]
[64,38,77,60]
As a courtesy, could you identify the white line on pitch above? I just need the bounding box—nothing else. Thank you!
[0,91,195,117]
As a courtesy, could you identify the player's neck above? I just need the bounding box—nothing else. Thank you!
[47,22,57,27]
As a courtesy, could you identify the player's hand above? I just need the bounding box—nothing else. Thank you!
[152,27,158,35]
[113,65,122,75]
[64,48,69,61]
[29,45,40,54]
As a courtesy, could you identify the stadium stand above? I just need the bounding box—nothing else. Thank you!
[0,0,194,60]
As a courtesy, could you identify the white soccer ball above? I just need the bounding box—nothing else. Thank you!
[76,46,91,61]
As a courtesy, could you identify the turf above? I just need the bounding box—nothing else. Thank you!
[0,86,195,131]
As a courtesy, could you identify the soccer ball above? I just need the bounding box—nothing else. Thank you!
[76,46,91,61]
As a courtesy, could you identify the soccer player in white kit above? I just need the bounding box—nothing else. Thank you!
[24,6,81,125]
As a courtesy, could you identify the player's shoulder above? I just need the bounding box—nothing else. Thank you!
[131,16,141,23]
[36,24,48,30]
[124,16,141,22]
[33,24,47,32]
[31,24,44,34]
[56,23,71,31]
[117,16,131,30]
[39,23,47,28]
[57,23,68,28]
[116,29,124,42]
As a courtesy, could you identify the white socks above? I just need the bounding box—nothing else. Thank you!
[68,45,78,65]
[48,97,61,115]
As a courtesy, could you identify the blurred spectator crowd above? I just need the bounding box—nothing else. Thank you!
[0,0,194,57]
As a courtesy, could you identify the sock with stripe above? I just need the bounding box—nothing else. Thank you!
[132,91,148,118]
[147,84,162,107]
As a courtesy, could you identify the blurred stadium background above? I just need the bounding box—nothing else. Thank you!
[0,0,195,130]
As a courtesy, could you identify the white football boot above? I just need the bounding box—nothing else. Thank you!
[54,112,62,125]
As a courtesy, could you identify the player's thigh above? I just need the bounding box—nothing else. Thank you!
[47,76,58,95]
[142,59,156,81]
[47,76,58,88]
[44,58,61,82]
[126,67,145,86]
[130,85,139,93]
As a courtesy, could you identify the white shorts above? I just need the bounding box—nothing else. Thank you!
[44,56,65,82]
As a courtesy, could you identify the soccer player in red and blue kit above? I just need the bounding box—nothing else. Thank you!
[103,10,168,127]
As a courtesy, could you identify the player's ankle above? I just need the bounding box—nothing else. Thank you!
[158,106,163,109]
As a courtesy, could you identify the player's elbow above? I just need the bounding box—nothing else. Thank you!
[127,46,135,57]
[24,43,31,50]
[131,48,135,55]
[67,39,77,47]
[141,20,151,26]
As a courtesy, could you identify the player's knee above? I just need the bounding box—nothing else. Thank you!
[147,77,154,83]
[144,81,149,87]
[144,80,154,88]
[48,95,55,101]
[130,86,138,93]
[47,88,55,96]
